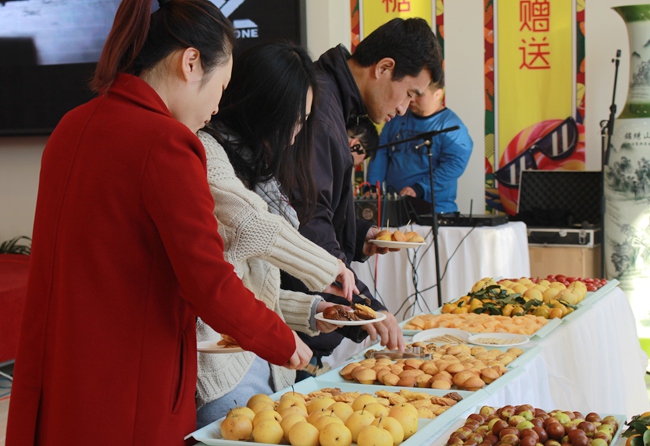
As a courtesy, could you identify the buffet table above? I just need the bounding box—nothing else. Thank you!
[352,222,530,322]
[322,285,649,418]
[191,284,649,445]
[529,285,649,418]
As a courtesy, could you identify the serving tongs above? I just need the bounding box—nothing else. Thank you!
[332,281,372,310]
[351,292,372,310]
[367,346,431,360]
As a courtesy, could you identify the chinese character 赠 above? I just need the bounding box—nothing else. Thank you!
[520,0,550,32]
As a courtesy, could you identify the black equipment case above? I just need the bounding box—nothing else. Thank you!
[514,170,602,247]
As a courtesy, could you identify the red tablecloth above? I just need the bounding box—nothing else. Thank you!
[0,254,30,364]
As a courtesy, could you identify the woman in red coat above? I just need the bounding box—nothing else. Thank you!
[6,0,311,444]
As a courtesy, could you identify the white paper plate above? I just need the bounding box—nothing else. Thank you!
[197,340,244,354]
[412,328,470,344]
[315,311,387,326]
[369,239,426,249]
[467,333,529,347]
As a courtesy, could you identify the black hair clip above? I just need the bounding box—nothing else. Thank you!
[158,0,171,6]
[350,143,366,156]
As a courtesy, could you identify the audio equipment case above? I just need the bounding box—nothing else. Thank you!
[515,170,602,248]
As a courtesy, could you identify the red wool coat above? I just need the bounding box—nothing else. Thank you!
[6,74,295,445]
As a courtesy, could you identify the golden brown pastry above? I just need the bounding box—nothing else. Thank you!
[216,334,239,348]
[354,368,377,385]
[353,304,376,320]
[461,376,486,391]
[375,229,393,241]
[480,367,500,384]
[405,231,425,243]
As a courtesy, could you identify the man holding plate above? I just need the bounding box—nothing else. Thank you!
[281,18,444,380]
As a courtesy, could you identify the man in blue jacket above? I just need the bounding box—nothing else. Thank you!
[367,77,473,214]
[281,18,443,379]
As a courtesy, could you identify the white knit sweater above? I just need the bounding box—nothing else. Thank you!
[196,131,339,409]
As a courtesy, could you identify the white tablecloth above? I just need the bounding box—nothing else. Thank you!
[194,286,649,446]
[324,286,649,420]
[428,292,649,445]
[352,222,531,323]
[530,286,649,418]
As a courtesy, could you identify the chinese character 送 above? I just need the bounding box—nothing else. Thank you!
[520,37,550,70]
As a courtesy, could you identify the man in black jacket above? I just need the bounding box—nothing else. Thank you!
[282,18,443,379]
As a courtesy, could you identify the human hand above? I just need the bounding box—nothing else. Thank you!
[399,186,417,197]
[363,227,400,257]
[284,331,313,370]
[361,311,405,351]
[325,260,358,302]
[314,301,341,333]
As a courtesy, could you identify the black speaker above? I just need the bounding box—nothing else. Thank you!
[354,196,414,227]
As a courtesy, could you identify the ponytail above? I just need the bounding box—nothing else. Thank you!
[91,0,152,93]
[91,0,235,94]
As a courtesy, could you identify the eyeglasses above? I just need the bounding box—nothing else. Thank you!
[495,116,578,189]
[351,143,366,156]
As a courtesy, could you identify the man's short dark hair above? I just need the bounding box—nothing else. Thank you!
[350,17,443,85]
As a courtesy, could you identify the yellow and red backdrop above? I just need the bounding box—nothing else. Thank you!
[485,0,586,214]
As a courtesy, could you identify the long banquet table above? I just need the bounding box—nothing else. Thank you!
[321,285,649,417]
[352,221,531,323]
[191,284,650,445]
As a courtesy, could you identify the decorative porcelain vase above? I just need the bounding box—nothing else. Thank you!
[604,5,650,343]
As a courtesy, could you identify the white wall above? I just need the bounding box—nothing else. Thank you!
[0,137,46,241]
[0,0,642,237]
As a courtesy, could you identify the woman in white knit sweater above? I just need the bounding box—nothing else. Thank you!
[195,43,358,428]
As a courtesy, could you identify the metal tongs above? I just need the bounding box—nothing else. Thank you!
[367,346,431,360]
[351,292,372,310]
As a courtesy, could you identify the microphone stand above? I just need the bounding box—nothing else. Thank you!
[600,49,621,278]
[377,126,460,309]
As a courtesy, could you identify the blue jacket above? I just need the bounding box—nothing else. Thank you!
[367,107,473,213]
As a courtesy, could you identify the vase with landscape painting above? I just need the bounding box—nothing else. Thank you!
[604,4,650,357]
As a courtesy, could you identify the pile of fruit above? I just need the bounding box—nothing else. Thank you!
[622,411,650,446]
[439,277,590,320]
[219,387,457,445]
[404,312,548,334]
[339,343,523,391]
[516,275,607,293]
[445,404,619,446]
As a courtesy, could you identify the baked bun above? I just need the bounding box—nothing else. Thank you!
[406,233,425,243]
[353,304,376,320]
[375,230,393,241]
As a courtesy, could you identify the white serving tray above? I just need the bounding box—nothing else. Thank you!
[186,378,476,446]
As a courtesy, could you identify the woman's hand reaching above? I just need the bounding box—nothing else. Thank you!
[284,331,313,370]
[321,259,358,302]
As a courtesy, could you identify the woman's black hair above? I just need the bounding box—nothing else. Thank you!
[347,117,379,160]
[93,0,235,93]
[204,41,317,221]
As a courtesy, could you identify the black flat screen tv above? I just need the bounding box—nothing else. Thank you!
[0,0,301,136]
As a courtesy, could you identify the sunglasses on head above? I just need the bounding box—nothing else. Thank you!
[495,117,578,189]
[351,143,366,156]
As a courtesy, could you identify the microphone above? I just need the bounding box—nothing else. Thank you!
[375,125,460,150]
[416,125,460,141]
